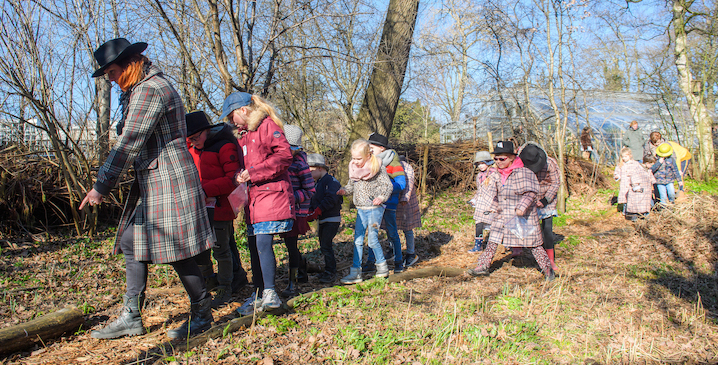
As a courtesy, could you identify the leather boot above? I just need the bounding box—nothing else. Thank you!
[91,294,145,339]
[281,268,299,298]
[546,249,558,270]
[167,295,213,339]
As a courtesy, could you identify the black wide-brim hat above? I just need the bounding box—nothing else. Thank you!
[185,111,213,136]
[92,38,148,78]
[368,132,389,148]
[519,143,548,174]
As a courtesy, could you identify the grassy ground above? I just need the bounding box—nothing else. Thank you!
[1,180,718,364]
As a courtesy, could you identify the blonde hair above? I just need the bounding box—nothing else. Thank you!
[351,138,381,176]
[245,94,283,128]
[117,54,150,91]
[618,147,632,167]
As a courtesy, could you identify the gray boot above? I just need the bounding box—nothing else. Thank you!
[167,295,213,339]
[375,261,389,278]
[340,267,363,284]
[91,294,145,339]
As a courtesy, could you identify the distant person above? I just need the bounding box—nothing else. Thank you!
[667,141,692,182]
[618,152,656,221]
[185,111,249,308]
[221,92,295,316]
[82,38,214,340]
[643,131,665,161]
[306,153,343,284]
[468,151,497,253]
[622,120,644,162]
[467,141,554,281]
[580,126,598,162]
[651,143,683,205]
[280,124,315,298]
[337,139,394,284]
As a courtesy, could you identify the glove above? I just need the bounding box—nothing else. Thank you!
[306,208,321,222]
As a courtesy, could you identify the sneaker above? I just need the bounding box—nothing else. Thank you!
[385,250,395,263]
[361,262,376,273]
[237,293,261,316]
[258,289,282,310]
[341,268,363,284]
[375,262,390,278]
[393,265,404,274]
[318,271,336,284]
[403,253,419,267]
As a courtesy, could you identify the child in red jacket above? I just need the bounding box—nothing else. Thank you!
[220,92,295,316]
[185,111,248,308]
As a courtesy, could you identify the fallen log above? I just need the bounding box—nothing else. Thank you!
[0,306,84,355]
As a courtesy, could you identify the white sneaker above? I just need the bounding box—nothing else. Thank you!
[237,293,261,316]
[258,289,282,310]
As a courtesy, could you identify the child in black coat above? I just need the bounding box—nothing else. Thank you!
[306,153,343,283]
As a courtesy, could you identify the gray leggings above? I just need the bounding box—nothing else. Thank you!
[120,224,207,303]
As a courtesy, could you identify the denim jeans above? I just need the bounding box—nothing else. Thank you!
[404,230,415,255]
[656,183,675,205]
[368,209,402,268]
[352,207,386,269]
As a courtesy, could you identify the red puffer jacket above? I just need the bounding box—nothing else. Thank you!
[188,123,243,221]
[237,115,295,224]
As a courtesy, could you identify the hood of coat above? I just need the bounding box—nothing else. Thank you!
[246,110,270,132]
[203,123,237,150]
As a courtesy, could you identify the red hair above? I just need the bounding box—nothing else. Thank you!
[116,54,149,91]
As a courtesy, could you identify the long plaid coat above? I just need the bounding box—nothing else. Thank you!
[94,65,213,264]
[396,161,422,231]
[618,160,655,214]
[486,165,542,248]
[472,167,498,224]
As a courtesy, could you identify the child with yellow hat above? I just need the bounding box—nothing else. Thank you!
[650,143,683,205]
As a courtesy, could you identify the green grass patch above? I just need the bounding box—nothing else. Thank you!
[684,177,718,195]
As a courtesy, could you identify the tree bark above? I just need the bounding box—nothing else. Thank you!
[95,77,111,162]
[673,0,716,178]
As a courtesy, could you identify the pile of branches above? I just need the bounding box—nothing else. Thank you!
[0,145,125,237]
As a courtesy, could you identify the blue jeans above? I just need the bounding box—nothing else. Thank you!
[656,183,675,205]
[352,207,386,269]
[404,230,415,255]
[368,209,403,269]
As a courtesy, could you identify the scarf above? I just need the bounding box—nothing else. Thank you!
[499,157,524,184]
[376,149,405,179]
[349,160,377,181]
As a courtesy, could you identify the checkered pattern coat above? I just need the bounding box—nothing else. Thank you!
[618,160,655,214]
[536,157,560,211]
[486,166,542,248]
[396,161,422,231]
[94,65,213,264]
[472,167,498,224]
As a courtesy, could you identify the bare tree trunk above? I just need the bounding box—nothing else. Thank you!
[673,0,715,178]
[338,0,419,182]
[95,78,111,162]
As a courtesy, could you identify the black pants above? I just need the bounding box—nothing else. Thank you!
[318,222,340,274]
[540,217,555,250]
[120,224,207,303]
[284,235,302,269]
[475,222,486,239]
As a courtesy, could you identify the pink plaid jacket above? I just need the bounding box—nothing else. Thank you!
[396,161,422,231]
[472,167,498,224]
[618,160,655,214]
[486,166,542,248]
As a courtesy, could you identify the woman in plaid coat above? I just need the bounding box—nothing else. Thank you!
[467,141,554,281]
[81,38,214,340]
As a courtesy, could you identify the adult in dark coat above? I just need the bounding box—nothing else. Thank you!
[622,121,645,162]
[81,38,214,340]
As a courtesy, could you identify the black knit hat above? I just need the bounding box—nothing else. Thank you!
[92,38,148,78]
[368,132,389,148]
[519,144,548,174]
[185,111,213,136]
